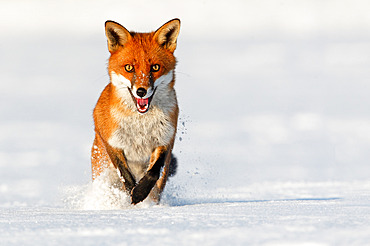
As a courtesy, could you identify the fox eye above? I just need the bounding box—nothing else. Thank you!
[124,64,134,73]
[151,64,160,72]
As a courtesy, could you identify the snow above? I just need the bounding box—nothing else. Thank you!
[1,182,370,245]
[1,0,370,245]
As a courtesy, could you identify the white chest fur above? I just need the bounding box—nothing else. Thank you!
[108,103,176,164]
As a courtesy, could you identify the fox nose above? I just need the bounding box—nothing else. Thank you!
[136,88,147,98]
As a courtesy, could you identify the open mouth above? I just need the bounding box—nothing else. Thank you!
[135,97,151,113]
[127,88,156,114]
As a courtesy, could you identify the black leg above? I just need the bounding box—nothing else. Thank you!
[131,151,167,204]
[168,154,177,177]
[116,157,136,192]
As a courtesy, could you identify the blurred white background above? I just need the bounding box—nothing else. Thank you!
[1,0,370,205]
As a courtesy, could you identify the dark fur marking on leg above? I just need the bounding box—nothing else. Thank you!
[168,154,177,177]
[131,151,167,204]
[116,157,136,192]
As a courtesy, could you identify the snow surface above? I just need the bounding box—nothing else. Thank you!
[1,0,370,245]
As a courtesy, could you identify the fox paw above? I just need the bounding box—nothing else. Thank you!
[131,174,157,204]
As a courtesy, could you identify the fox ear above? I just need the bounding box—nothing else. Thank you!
[105,21,131,53]
[153,19,180,53]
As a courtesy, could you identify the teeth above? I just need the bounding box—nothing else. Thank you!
[137,103,149,113]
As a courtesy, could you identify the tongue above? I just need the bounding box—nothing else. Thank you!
[136,98,148,109]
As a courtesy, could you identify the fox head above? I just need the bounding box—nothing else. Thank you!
[105,19,180,114]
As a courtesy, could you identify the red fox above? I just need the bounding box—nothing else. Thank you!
[91,19,180,204]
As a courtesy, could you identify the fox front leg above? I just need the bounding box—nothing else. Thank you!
[104,144,136,192]
[116,156,136,192]
[131,147,169,204]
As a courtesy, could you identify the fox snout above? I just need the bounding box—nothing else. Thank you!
[131,85,155,114]
[132,72,155,99]
[133,83,154,98]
